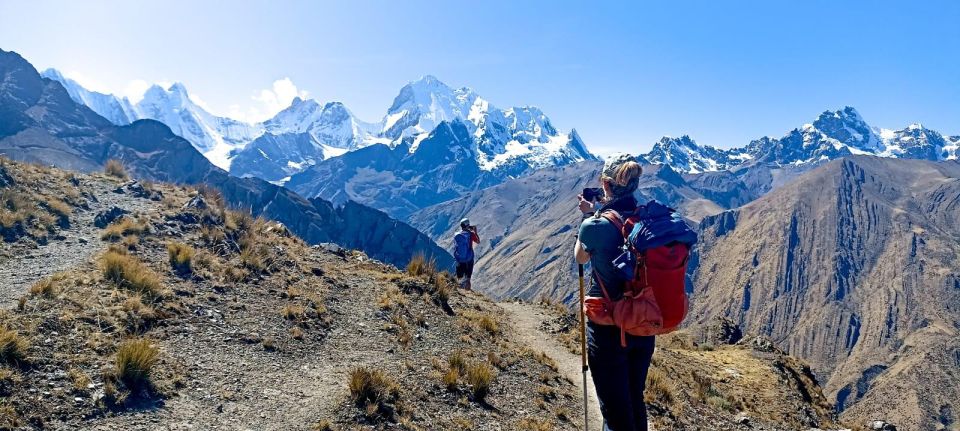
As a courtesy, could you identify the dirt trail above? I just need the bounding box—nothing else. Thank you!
[0,177,152,306]
[498,301,603,430]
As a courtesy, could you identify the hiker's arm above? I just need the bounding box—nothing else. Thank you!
[574,240,590,264]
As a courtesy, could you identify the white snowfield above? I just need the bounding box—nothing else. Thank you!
[45,70,592,174]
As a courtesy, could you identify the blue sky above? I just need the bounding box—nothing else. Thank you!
[1,0,957,154]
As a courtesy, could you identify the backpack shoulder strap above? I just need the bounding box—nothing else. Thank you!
[600,210,625,233]
[592,269,613,302]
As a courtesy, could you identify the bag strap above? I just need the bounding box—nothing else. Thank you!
[592,269,613,303]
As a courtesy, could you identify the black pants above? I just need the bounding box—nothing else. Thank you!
[587,322,655,431]
[455,260,474,279]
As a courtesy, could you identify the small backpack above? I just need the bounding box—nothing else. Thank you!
[585,200,697,346]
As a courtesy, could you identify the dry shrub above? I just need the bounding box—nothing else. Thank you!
[460,311,500,337]
[442,367,459,391]
[0,404,20,430]
[348,367,400,419]
[312,420,334,431]
[377,285,408,311]
[104,159,128,179]
[101,250,165,299]
[406,253,436,278]
[448,351,467,374]
[281,304,305,320]
[69,368,92,392]
[0,329,28,365]
[41,196,72,223]
[516,417,554,431]
[121,295,158,333]
[166,241,195,273]
[644,367,675,406]
[101,217,147,241]
[465,361,494,401]
[530,350,559,372]
[29,277,57,298]
[114,338,158,390]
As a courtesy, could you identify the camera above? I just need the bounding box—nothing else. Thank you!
[582,187,604,202]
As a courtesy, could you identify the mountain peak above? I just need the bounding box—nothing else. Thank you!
[168,82,189,96]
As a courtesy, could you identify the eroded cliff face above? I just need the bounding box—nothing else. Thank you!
[691,156,960,430]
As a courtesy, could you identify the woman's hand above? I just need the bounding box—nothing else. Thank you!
[578,194,594,215]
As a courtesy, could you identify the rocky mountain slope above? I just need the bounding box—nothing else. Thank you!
[0,157,849,430]
[0,159,586,430]
[408,161,726,302]
[1,49,451,270]
[642,106,960,174]
[691,156,960,430]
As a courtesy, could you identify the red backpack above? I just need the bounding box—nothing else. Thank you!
[583,205,694,346]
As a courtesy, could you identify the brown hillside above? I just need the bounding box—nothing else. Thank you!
[0,158,582,430]
[692,156,960,430]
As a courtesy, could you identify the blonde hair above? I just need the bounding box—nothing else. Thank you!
[607,161,642,187]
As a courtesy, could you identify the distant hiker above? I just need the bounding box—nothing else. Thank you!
[574,154,651,430]
[453,218,480,290]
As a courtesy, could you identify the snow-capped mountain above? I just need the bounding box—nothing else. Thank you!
[642,107,958,173]
[382,75,593,172]
[284,75,596,219]
[644,135,752,174]
[43,69,261,170]
[227,98,386,182]
[40,69,137,125]
[45,71,593,184]
[134,83,263,169]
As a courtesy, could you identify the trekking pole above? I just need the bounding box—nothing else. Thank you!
[577,261,589,430]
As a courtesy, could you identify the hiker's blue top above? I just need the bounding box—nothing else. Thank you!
[579,215,627,299]
[453,230,476,263]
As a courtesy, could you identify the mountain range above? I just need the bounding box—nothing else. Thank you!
[44,70,594,188]
[3,49,451,270]
[643,106,960,174]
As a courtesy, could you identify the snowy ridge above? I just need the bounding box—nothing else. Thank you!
[384,76,593,173]
[642,107,959,173]
[46,70,593,182]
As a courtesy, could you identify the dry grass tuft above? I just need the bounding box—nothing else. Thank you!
[28,277,57,298]
[348,367,400,420]
[406,253,436,278]
[166,242,196,273]
[0,404,20,430]
[377,286,409,311]
[0,329,28,365]
[460,310,500,337]
[114,338,158,390]
[644,367,675,406]
[101,217,147,241]
[101,250,165,299]
[312,419,334,431]
[516,417,554,431]
[465,361,494,401]
[104,159,129,180]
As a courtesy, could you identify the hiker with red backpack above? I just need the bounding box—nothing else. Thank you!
[573,154,697,431]
[453,218,480,290]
